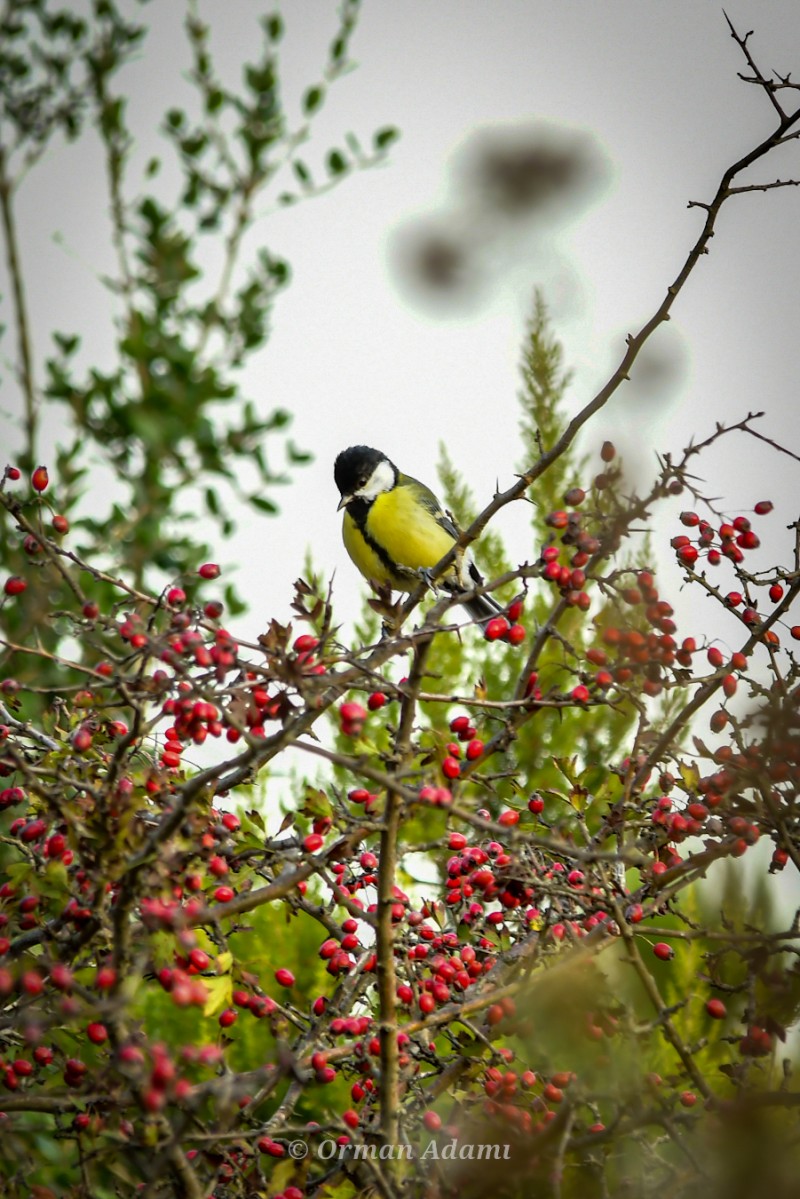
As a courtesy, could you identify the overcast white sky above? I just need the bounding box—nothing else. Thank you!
[4,0,800,648]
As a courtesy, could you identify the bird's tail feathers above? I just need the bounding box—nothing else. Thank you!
[460,591,504,625]
[452,558,504,626]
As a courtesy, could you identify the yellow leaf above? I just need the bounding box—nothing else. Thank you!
[216,951,233,975]
[202,974,231,1017]
[569,785,588,812]
[678,760,700,792]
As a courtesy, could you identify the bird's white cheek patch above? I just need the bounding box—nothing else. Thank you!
[356,458,395,500]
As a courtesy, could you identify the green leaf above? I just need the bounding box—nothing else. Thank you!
[53,332,80,357]
[301,786,332,820]
[303,86,325,115]
[326,149,348,176]
[250,494,278,515]
[264,13,283,41]
[373,125,400,151]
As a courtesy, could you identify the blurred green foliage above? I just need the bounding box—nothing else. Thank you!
[0,0,398,694]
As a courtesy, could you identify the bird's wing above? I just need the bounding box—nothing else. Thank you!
[398,473,461,541]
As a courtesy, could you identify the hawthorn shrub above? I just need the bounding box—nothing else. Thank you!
[1,297,799,1199]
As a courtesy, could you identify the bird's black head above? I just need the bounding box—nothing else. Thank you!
[334,446,397,508]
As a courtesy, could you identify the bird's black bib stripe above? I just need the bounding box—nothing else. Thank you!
[346,497,417,583]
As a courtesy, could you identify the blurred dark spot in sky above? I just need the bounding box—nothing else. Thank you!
[456,122,609,222]
[391,218,485,314]
[620,325,689,411]
[391,120,612,314]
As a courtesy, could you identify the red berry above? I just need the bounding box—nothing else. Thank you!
[506,622,526,645]
[441,756,460,780]
[706,998,726,1019]
[71,727,93,753]
[465,738,484,761]
[5,466,21,481]
[52,514,69,534]
[754,500,773,515]
[198,563,220,580]
[679,1090,697,1108]
[188,949,210,972]
[339,701,367,724]
[258,1137,285,1156]
[768,583,784,603]
[722,674,737,698]
[571,684,590,703]
[303,833,324,853]
[275,968,295,987]
[86,1022,108,1045]
[737,530,759,550]
[50,964,74,990]
[218,1008,237,1028]
[3,576,27,596]
[422,1110,442,1131]
[31,466,49,492]
[653,942,674,962]
[213,886,235,903]
[484,616,510,642]
[528,795,544,814]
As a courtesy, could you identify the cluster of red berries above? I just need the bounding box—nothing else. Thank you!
[672,503,772,570]
[484,597,526,644]
[538,485,596,611]
[441,713,485,779]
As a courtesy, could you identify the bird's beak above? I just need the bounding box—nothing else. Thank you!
[337,494,352,512]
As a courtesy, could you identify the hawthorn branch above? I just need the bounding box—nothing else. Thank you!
[394,65,800,628]
[610,896,713,1102]
[727,178,800,196]
[724,9,787,119]
[377,633,434,1147]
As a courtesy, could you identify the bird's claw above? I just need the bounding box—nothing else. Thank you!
[417,567,439,594]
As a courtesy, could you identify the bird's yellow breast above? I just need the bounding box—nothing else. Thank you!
[342,483,457,592]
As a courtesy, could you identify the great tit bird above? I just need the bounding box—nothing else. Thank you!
[334,445,501,622]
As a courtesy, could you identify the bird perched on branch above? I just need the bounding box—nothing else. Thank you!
[333,445,502,623]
